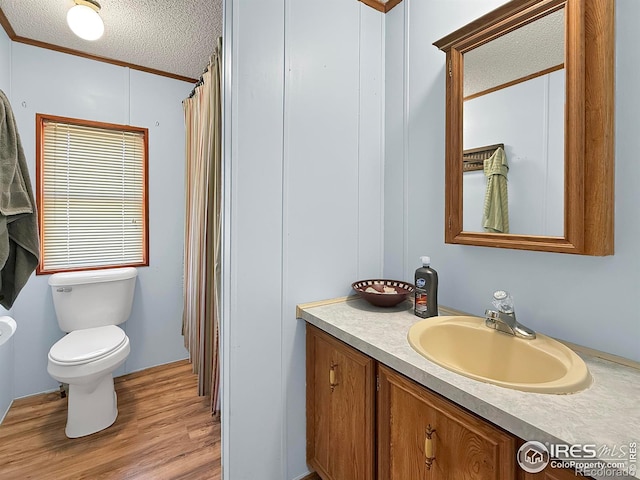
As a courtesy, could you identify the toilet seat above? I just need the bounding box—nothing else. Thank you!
[49,325,127,366]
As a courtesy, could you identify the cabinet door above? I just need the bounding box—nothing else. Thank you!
[378,365,516,480]
[306,325,375,480]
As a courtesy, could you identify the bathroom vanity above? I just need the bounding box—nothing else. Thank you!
[299,297,640,480]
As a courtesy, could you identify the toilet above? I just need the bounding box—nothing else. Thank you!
[47,267,137,438]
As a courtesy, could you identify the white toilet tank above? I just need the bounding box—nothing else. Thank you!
[49,267,138,332]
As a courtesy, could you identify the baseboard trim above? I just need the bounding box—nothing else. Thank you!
[0,399,13,425]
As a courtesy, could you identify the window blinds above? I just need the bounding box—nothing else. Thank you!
[40,119,147,272]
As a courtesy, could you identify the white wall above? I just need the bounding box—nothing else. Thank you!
[6,42,191,397]
[0,14,11,328]
[224,0,384,478]
[384,4,407,281]
[463,70,564,235]
[0,318,16,425]
[386,0,640,362]
[0,25,13,426]
[0,28,9,95]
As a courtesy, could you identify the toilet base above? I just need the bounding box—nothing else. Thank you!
[65,373,118,438]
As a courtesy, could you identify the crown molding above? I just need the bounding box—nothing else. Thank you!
[359,0,403,13]
[0,7,16,37]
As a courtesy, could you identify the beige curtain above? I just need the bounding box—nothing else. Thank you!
[182,37,222,416]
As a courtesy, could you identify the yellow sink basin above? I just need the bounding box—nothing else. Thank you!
[408,316,591,394]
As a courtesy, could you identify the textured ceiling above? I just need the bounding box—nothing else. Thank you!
[464,8,565,97]
[0,0,222,82]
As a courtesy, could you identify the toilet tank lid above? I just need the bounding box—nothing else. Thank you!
[48,267,138,287]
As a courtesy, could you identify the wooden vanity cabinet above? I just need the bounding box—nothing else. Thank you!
[377,365,516,479]
[306,325,376,480]
[306,326,592,480]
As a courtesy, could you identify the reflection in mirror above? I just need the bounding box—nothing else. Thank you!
[462,8,565,236]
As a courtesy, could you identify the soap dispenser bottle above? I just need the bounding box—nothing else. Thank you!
[414,256,438,318]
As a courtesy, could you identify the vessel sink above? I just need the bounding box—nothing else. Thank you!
[408,316,591,394]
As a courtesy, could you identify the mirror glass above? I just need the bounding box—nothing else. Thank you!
[462,8,565,236]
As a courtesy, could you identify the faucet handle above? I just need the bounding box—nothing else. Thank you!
[493,290,508,300]
[492,290,514,314]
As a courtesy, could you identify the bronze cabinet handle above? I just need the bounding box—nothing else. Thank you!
[425,424,436,470]
[329,362,338,391]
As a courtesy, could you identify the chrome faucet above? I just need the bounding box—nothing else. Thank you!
[484,290,536,340]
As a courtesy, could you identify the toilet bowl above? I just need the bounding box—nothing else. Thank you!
[47,267,137,438]
[47,325,130,438]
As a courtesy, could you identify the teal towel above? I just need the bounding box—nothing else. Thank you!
[482,147,509,234]
[0,89,40,309]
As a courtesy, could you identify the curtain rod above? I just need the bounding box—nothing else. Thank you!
[187,65,208,99]
[185,38,222,101]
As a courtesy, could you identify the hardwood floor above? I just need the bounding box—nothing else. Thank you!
[0,360,221,480]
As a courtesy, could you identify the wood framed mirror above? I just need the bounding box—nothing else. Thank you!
[434,0,614,255]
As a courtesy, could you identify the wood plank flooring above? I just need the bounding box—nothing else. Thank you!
[0,360,221,480]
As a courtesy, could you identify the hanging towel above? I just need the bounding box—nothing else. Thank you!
[482,146,510,234]
[0,89,40,309]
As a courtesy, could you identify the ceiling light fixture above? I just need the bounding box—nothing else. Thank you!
[67,0,105,41]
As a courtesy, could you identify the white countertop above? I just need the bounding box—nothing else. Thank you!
[298,297,640,480]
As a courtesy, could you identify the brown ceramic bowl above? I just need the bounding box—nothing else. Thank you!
[351,279,415,308]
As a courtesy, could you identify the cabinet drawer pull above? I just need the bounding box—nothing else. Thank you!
[425,425,436,470]
[329,363,338,391]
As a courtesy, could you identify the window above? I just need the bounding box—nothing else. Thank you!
[36,114,148,274]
